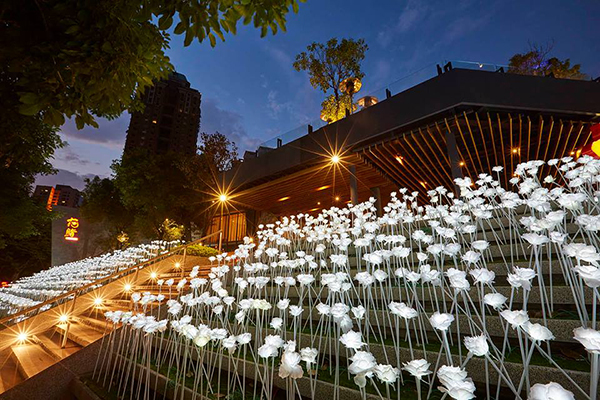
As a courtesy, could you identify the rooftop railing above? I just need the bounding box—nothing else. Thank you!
[251,60,510,155]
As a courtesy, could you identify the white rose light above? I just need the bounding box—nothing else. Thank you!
[529,382,575,400]
[464,334,489,357]
[430,312,454,331]
[339,330,364,350]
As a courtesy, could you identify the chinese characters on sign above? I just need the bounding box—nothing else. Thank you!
[64,217,80,242]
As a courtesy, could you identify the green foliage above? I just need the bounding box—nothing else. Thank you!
[161,219,185,241]
[198,132,239,173]
[82,132,238,251]
[293,38,367,120]
[320,94,356,123]
[186,243,218,257]
[508,42,586,80]
[1,0,304,128]
[80,177,134,252]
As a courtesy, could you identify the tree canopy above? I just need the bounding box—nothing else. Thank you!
[82,132,238,252]
[508,42,586,80]
[1,0,304,128]
[293,38,368,122]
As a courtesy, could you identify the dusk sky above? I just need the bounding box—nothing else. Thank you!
[36,0,600,190]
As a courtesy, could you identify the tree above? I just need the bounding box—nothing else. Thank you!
[1,0,304,128]
[508,42,586,80]
[111,150,198,241]
[80,177,133,252]
[198,132,240,173]
[293,38,368,121]
[0,79,62,279]
[320,94,356,123]
[0,83,63,249]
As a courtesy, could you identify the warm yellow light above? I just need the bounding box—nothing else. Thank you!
[150,272,158,280]
[17,332,28,343]
[94,297,103,306]
[174,262,181,269]
[219,194,228,202]
[570,151,575,155]
[59,314,69,323]
[278,196,290,202]
[316,185,330,191]
[308,207,319,212]
[124,283,132,292]
[459,161,465,166]
[512,148,519,154]
[317,202,321,205]
[331,155,340,164]
[335,196,340,201]
[420,181,427,188]
[395,156,404,164]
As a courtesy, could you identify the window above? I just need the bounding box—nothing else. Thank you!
[207,212,247,244]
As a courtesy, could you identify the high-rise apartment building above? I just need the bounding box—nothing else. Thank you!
[32,185,82,209]
[124,72,201,155]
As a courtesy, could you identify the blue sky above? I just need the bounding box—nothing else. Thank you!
[36,0,600,189]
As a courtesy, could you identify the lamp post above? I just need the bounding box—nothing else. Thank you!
[218,194,227,252]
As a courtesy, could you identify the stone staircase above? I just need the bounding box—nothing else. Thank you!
[0,240,215,398]
[92,212,598,400]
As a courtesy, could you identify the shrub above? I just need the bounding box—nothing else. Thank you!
[186,244,218,257]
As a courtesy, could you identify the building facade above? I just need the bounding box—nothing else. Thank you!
[32,184,82,209]
[124,72,201,155]
[213,65,600,248]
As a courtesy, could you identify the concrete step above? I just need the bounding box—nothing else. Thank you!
[0,349,23,394]
[10,343,56,379]
[56,322,104,347]
[261,284,595,306]
[36,331,81,360]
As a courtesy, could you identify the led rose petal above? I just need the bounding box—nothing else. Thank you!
[270,317,283,330]
[278,350,303,379]
[300,347,318,364]
[523,322,554,342]
[529,382,575,400]
[430,312,455,331]
[483,293,507,310]
[522,233,549,246]
[500,309,529,328]
[464,335,489,356]
[339,330,364,349]
[402,359,431,380]
[374,364,399,384]
[573,327,600,353]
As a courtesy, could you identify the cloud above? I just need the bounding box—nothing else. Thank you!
[377,1,428,48]
[59,114,129,149]
[201,97,262,152]
[35,169,100,191]
[55,145,101,168]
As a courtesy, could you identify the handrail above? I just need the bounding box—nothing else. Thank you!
[0,231,221,327]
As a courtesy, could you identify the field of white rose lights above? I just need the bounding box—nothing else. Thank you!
[94,157,600,400]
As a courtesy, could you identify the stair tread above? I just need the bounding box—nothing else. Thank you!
[56,322,103,347]
[38,331,81,359]
[11,343,56,379]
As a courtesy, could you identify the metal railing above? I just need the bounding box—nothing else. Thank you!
[251,59,511,153]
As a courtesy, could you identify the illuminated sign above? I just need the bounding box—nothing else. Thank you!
[581,124,600,159]
[64,217,80,242]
